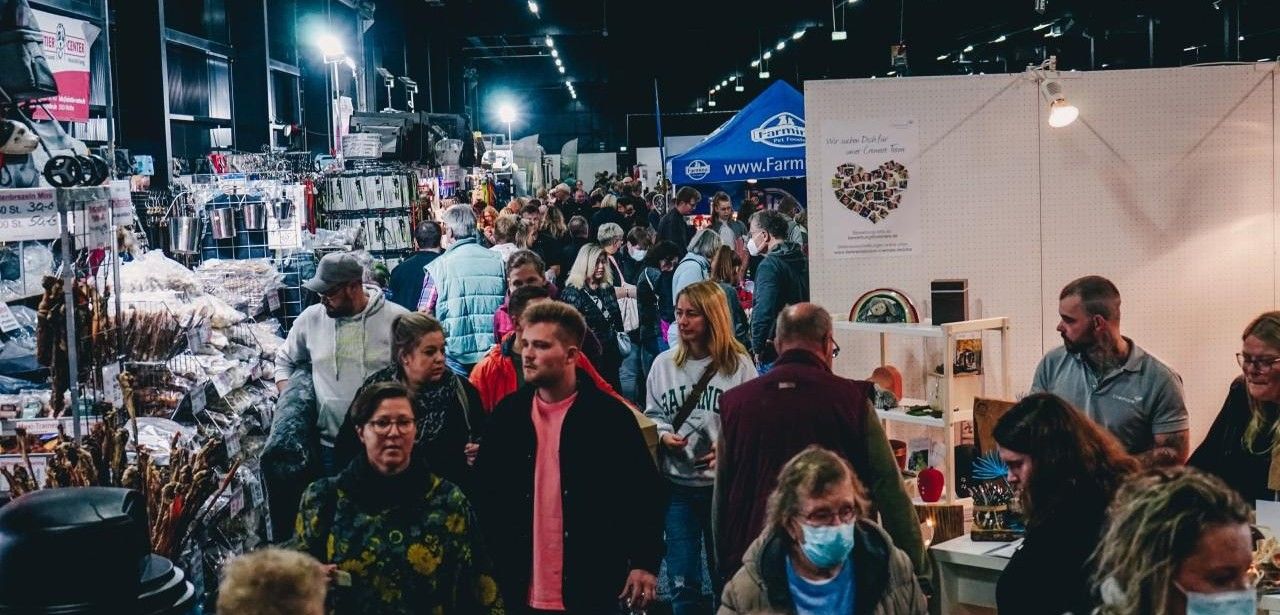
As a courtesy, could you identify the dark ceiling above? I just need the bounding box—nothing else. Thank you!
[388,0,1280,149]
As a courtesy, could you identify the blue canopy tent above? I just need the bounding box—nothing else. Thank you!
[668,80,806,186]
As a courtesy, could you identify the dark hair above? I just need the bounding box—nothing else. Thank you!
[712,191,731,205]
[675,186,701,204]
[777,195,802,216]
[993,393,1138,528]
[350,381,414,426]
[522,300,587,347]
[509,284,552,319]
[751,209,790,239]
[390,313,445,373]
[1059,275,1122,321]
[644,240,682,267]
[492,214,522,244]
[521,202,542,216]
[414,221,441,249]
[626,225,654,249]
[507,249,546,275]
[737,196,759,220]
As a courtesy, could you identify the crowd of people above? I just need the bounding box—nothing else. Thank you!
[240,179,1276,615]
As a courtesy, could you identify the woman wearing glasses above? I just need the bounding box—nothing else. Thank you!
[294,382,504,614]
[1190,311,1280,503]
[719,446,926,614]
[332,313,485,497]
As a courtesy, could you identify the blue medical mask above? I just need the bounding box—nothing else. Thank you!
[1179,584,1257,615]
[798,522,856,569]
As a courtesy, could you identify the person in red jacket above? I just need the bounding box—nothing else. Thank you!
[470,284,626,413]
[713,303,931,593]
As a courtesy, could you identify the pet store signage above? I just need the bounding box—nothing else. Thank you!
[819,118,921,259]
[0,188,58,241]
[31,10,98,123]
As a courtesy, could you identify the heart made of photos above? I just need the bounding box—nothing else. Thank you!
[831,161,910,224]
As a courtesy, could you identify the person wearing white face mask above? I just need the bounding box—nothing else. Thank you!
[719,446,926,614]
[1093,467,1257,615]
[746,209,809,372]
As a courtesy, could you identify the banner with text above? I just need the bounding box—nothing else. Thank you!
[31,10,99,122]
[819,119,921,259]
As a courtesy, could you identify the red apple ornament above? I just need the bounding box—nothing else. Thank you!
[918,467,945,502]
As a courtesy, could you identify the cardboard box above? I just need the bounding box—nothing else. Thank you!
[630,407,659,465]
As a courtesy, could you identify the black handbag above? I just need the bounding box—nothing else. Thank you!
[0,0,58,103]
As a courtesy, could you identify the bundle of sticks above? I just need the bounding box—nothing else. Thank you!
[34,276,112,417]
[0,428,40,497]
[120,433,223,558]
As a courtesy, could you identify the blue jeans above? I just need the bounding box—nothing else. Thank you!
[664,483,715,615]
[619,336,659,404]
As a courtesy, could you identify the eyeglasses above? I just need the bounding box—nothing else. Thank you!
[832,340,841,358]
[1237,353,1280,372]
[365,418,415,435]
[802,505,857,526]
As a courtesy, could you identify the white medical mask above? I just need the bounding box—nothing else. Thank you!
[747,235,762,256]
[1179,584,1257,615]
[629,247,647,261]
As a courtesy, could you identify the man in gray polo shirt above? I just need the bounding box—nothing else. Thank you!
[1030,275,1189,466]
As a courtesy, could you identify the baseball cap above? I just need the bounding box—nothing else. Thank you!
[303,252,364,294]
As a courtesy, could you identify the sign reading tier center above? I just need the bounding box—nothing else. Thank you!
[29,10,99,123]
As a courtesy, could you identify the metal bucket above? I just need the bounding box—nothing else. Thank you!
[166,216,201,254]
[242,201,267,230]
[270,197,293,220]
[209,207,237,239]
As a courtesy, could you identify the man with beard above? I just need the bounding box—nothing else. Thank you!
[476,301,664,614]
[1030,275,1189,465]
[275,251,409,474]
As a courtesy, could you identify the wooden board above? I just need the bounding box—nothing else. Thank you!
[972,397,1016,455]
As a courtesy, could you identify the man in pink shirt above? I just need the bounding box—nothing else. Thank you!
[476,301,664,614]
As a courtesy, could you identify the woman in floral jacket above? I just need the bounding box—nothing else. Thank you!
[294,381,504,614]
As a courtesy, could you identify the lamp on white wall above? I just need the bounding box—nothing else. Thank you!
[1031,56,1079,128]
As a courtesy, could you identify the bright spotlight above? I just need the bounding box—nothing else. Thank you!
[315,32,344,58]
[751,59,760,67]
[793,30,805,40]
[763,51,773,60]
[551,49,559,58]
[776,41,786,51]
[963,44,975,52]
[545,36,554,47]
[498,103,517,124]
[527,0,539,14]
[555,58,562,67]
[1041,80,1079,128]
[558,66,565,73]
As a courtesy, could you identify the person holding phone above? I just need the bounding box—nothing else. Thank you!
[645,280,757,615]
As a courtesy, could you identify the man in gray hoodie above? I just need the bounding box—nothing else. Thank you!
[274,251,408,474]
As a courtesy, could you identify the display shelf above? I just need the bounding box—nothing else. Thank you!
[838,316,1011,504]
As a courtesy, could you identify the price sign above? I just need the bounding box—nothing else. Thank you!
[101,363,124,407]
[212,370,234,397]
[266,289,281,312]
[0,303,20,333]
[109,181,133,226]
[84,198,111,250]
[186,321,211,351]
[227,485,245,517]
[224,429,240,457]
[0,188,58,241]
[189,383,207,413]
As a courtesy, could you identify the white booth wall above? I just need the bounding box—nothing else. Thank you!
[805,63,1278,448]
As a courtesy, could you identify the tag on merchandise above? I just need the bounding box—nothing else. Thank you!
[189,384,207,413]
[266,290,281,312]
[101,364,124,407]
[0,303,19,333]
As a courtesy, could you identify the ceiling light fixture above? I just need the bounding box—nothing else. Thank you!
[963,44,974,52]
[735,76,744,92]
[1033,22,1051,31]
[709,99,717,107]
[831,0,847,41]
[1041,80,1079,127]
[555,58,562,66]
[793,29,805,40]
[751,59,760,67]
[527,1,539,15]
[545,36,554,47]
[832,30,848,41]
[993,35,1007,43]
[763,51,773,60]
[558,66,565,73]
[551,49,558,58]
[936,53,949,60]
[776,41,786,51]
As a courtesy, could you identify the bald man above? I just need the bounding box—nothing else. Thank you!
[713,303,930,592]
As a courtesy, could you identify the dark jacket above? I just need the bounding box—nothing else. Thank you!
[387,250,441,311]
[635,267,663,344]
[750,242,809,360]
[559,284,625,390]
[476,371,666,613]
[332,367,486,497]
[719,523,926,614]
[293,457,504,614]
[657,209,692,254]
[592,207,627,235]
[561,237,592,268]
[530,231,566,273]
[996,494,1109,615]
[714,350,929,590]
[261,372,321,541]
[1190,377,1278,503]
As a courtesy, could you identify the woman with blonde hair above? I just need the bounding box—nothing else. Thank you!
[1190,310,1280,503]
[646,280,756,615]
[719,446,926,614]
[542,202,568,239]
[710,245,751,350]
[1093,467,1254,615]
[559,243,625,389]
[217,548,326,615]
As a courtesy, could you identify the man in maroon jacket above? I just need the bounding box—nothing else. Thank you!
[713,303,931,591]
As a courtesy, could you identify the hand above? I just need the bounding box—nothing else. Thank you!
[615,286,629,300]
[464,442,480,466]
[696,443,717,470]
[618,569,658,610]
[320,563,338,580]
[661,433,687,450]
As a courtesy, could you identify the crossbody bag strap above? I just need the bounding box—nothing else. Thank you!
[671,363,719,433]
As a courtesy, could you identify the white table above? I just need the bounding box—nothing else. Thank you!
[931,534,1019,615]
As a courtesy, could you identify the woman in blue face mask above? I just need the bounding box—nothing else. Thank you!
[718,446,927,614]
[1093,467,1256,615]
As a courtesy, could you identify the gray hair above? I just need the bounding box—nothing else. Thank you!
[686,228,724,259]
[597,222,625,245]
[441,204,477,239]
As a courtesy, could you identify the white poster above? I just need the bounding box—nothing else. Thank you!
[820,119,920,259]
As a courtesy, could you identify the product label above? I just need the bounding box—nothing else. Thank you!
[101,363,124,407]
[0,188,59,241]
[0,303,20,333]
[189,383,207,413]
